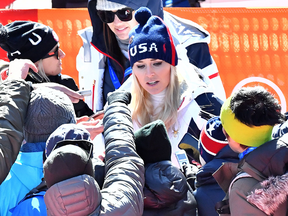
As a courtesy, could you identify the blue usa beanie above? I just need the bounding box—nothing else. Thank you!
[128,7,178,66]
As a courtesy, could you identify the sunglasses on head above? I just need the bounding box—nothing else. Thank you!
[42,46,59,60]
[52,139,93,158]
[97,7,134,23]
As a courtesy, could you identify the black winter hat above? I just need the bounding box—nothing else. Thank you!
[0,21,58,63]
[135,119,171,164]
[43,145,94,188]
[45,123,91,159]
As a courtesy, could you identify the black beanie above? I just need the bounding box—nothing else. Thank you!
[135,119,171,164]
[0,21,58,63]
[43,144,94,188]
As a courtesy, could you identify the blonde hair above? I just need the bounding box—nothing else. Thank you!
[37,59,50,82]
[131,65,180,130]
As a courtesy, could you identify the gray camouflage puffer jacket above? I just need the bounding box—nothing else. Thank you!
[44,92,145,216]
[0,79,30,184]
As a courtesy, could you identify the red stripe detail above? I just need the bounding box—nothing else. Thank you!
[1,69,8,81]
[92,80,96,111]
[91,42,125,84]
[208,72,219,79]
[166,25,176,66]
[156,16,177,66]
[178,97,185,110]
[200,129,228,155]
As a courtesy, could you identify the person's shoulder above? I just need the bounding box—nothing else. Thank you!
[59,74,78,91]
[278,132,288,143]
[61,74,73,80]
[163,11,209,37]
[273,120,288,139]
[60,74,77,84]
[10,195,46,216]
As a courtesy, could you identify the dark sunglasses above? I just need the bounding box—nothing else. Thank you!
[97,7,134,23]
[52,139,93,158]
[42,46,59,60]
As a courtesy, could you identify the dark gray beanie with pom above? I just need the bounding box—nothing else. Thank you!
[24,87,76,143]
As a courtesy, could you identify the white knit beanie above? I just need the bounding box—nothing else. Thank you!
[96,0,127,11]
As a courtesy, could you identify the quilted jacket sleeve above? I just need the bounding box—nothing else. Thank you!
[96,98,145,216]
[44,91,145,216]
[0,79,30,184]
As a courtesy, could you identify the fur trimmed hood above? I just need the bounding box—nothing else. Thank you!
[247,172,288,215]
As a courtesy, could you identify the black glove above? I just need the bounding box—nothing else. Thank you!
[107,90,131,105]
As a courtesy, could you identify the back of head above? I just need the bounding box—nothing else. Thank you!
[220,86,285,147]
[135,119,171,164]
[45,123,91,158]
[230,86,284,126]
[24,87,76,143]
[43,123,101,215]
[198,116,228,165]
[43,144,94,188]
[0,21,58,63]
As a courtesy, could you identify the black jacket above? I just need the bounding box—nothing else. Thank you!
[49,74,94,117]
[143,161,197,216]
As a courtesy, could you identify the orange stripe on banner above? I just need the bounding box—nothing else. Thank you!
[209,72,219,79]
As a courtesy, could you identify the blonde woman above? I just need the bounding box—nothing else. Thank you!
[129,7,223,167]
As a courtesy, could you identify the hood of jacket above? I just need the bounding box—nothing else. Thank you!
[239,133,288,215]
[88,0,163,54]
[242,133,288,178]
[44,174,101,215]
[247,172,288,216]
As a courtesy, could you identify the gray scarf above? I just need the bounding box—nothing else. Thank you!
[116,37,129,53]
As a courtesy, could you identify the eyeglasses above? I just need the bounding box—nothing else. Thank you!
[52,139,93,158]
[97,7,134,23]
[42,46,59,60]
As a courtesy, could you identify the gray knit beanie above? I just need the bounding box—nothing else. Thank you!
[24,87,76,143]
